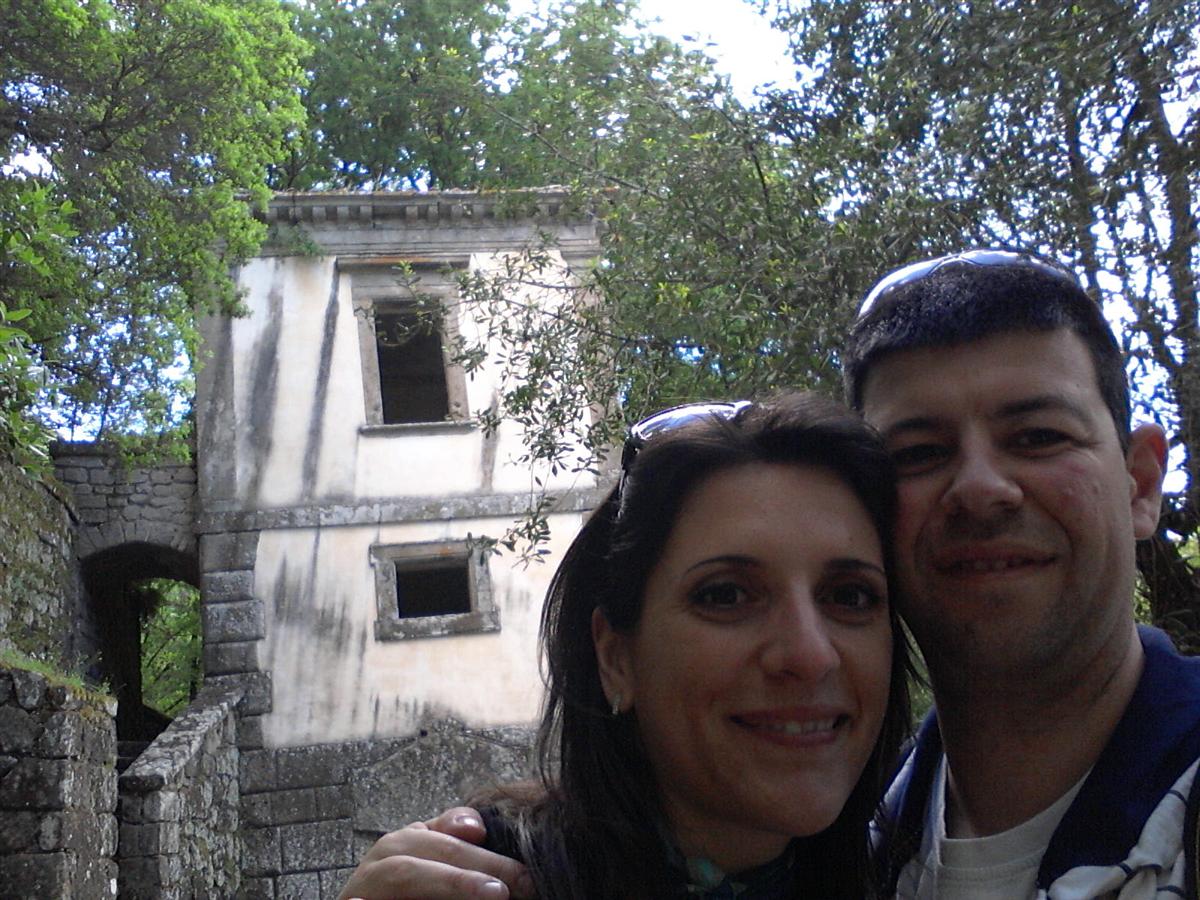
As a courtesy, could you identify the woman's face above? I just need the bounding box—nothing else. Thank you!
[595,462,893,872]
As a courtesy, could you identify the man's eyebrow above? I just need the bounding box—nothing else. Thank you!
[995,394,1094,424]
[877,395,1094,441]
[878,416,940,441]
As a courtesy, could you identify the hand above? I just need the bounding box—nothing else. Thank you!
[338,807,535,900]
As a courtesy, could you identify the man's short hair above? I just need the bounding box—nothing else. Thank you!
[842,253,1131,446]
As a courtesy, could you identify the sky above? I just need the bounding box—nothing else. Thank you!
[633,0,799,99]
[506,0,800,100]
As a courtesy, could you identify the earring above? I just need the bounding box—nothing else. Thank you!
[610,693,622,716]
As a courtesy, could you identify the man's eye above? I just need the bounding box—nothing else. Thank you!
[690,582,749,609]
[1011,428,1072,452]
[825,583,884,613]
[889,443,948,472]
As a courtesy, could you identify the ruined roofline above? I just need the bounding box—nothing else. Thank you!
[261,187,594,227]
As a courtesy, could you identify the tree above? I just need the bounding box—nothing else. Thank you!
[283,0,718,192]
[442,0,1200,637]
[0,0,306,459]
[140,579,202,718]
[283,0,507,189]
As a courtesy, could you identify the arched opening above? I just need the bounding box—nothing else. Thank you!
[139,578,202,718]
[81,542,200,744]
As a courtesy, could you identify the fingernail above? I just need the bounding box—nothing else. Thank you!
[454,813,482,828]
[479,879,508,897]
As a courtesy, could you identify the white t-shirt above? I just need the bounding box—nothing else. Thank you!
[895,758,1087,900]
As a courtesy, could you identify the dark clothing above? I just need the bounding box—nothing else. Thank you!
[873,626,1200,898]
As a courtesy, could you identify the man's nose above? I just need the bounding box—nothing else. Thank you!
[941,441,1022,518]
[762,592,840,681]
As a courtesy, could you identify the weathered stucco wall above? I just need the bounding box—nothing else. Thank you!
[0,458,79,661]
[252,514,581,746]
[201,251,592,511]
[194,192,606,750]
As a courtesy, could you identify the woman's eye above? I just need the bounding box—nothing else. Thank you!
[826,583,883,613]
[690,582,749,610]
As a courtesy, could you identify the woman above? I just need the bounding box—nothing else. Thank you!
[342,393,911,899]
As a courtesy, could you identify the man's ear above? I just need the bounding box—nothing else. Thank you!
[592,607,634,714]
[1127,423,1168,540]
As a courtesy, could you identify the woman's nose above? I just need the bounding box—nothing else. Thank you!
[761,592,839,681]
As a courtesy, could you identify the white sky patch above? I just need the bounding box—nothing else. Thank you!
[634,0,799,99]
[2,150,52,178]
[507,0,799,100]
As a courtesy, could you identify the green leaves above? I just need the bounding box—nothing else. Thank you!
[139,579,202,717]
[1,0,306,451]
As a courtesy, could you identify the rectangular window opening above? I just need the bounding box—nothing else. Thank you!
[371,540,500,640]
[375,307,451,424]
[394,559,471,619]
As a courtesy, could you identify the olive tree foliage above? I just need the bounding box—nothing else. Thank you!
[759,0,1199,641]
[428,13,900,560]
[0,0,306,466]
[281,0,508,190]
[281,0,714,192]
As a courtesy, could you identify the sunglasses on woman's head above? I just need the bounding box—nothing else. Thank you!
[857,249,1085,319]
[620,401,754,473]
[614,401,755,513]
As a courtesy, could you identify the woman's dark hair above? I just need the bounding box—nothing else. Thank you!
[490,391,912,899]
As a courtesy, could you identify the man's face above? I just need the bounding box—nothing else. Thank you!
[859,329,1164,692]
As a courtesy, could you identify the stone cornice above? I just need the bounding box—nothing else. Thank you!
[262,188,589,227]
[257,189,602,259]
[195,486,610,534]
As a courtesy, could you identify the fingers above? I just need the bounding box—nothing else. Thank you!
[340,855,515,900]
[338,814,534,900]
[419,806,491,844]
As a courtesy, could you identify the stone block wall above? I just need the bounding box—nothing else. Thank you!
[117,683,244,899]
[198,530,272,724]
[53,442,198,562]
[0,457,79,660]
[237,720,535,900]
[0,665,118,899]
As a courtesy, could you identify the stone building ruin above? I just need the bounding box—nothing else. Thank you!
[0,189,603,898]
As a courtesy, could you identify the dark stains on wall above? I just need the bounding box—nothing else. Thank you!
[300,271,342,502]
[271,544,355,650]
[245,261,284,507]
[479,392,501,492]
[271,557,297,623]
[198,312,236,504]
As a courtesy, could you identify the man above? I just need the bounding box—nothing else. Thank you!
[844,250,1198,897]
[340,251,1200,899]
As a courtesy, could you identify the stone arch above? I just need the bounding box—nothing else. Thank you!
[76,516,197,563]
[81,541,200,741]
[52,442,199,564]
